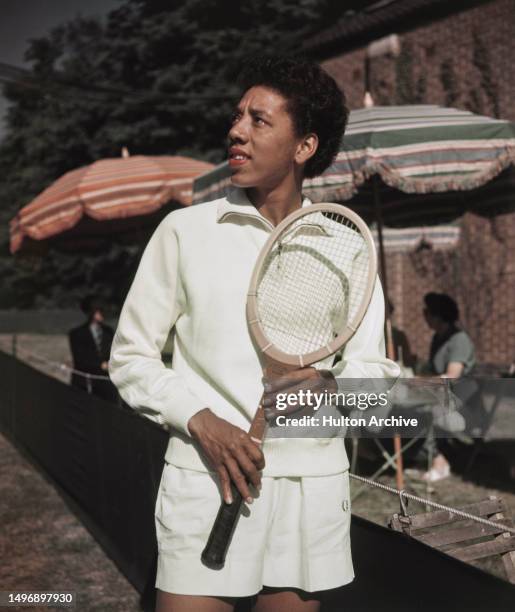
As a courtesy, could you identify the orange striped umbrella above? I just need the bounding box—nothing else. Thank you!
[10,150,213,253]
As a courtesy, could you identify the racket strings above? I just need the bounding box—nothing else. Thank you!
[260,246,348,351]
[256,211,371,356]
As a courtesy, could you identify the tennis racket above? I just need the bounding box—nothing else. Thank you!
[201,202,377,567]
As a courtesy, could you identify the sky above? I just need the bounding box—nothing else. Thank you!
[0,0,122,139]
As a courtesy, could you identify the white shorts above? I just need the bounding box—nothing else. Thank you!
[155,463,354,597]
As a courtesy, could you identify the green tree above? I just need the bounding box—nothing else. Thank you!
[0,0,354,308]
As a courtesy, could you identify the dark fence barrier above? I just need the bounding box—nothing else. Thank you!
[0,350,513,611]
[0,350,168,601]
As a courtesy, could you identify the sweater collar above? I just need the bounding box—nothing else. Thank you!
[216,187,312,228]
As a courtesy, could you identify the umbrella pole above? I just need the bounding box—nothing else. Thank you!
[372,176,405,490]
[373,176,389,299]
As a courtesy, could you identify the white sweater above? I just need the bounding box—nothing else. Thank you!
[109,188,400,476]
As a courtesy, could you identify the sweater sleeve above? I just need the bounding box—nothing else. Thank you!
[108,216,207,436]
[446,333,476,368]
[329,276,401,381]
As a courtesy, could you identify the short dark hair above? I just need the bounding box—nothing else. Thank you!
[236,56,348,178]
[424,292,459,324]
[80,295,102,317]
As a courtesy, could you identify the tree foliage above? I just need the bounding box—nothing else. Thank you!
[0,0,354,308]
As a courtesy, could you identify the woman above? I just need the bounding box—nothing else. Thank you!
[421,292,476,481]
[109,56,399,612]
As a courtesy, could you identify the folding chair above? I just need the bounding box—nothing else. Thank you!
[389,495,515,583]
[350,434,426,502]
[350,377,458,499]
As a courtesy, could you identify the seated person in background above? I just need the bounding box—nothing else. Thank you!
[387,299,416,369]
[68,296,117,402]
[419,292,476,481]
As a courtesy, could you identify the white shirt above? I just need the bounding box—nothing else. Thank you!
[89,321,103,351]
[108,188,400,476]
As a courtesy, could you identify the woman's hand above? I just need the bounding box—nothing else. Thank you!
[262,367,338,421]
[187,408,265,504]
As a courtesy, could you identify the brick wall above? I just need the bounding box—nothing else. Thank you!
[385,212,515,367]
[322,0,515,120]
[320,0,515,367]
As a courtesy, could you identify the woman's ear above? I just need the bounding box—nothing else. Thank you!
[295,133,318,166]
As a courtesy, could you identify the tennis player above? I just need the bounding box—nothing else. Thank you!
[109,56,399,612]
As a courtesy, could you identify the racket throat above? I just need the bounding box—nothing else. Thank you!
[248,405,268,444]
[249,360,297,442]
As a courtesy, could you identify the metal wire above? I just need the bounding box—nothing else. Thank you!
[349,472,515,534]
[4,345,110,381]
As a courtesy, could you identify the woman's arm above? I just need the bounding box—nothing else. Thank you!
[109,215,265,502]
[441,362,464,379]
[108,215,207,435]
[440,331,474,379]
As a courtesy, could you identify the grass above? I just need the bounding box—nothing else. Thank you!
[0,432,142,612]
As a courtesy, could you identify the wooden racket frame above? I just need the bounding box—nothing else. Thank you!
[247,203,377,367]
[201,203,377,568]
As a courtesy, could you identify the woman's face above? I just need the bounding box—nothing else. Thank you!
[227,85,304,191]
[423,307,439,331]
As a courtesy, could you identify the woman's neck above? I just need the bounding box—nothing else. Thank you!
[434,321,455,336]
[246,175,303,226]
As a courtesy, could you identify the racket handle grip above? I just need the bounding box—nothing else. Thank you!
[201,481,243,567]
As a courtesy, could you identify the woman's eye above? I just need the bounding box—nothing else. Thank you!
[254,117,265,125]
[231,112,241,124]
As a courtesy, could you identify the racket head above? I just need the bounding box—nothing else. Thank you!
[247,203,377,368]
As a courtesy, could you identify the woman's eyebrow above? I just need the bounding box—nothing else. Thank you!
[249,107,272,118]
[232,105,273,119]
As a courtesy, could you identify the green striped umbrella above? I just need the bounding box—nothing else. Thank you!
[194,104,515,225]
[303,104,515,226]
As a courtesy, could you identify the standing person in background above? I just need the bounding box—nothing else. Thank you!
[420,292,476,481]
[69,295,117,402]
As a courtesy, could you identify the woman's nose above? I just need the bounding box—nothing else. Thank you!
[228,116,248,143]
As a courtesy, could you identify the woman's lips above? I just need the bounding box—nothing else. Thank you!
[228,147,251,168]
[228,156,249,168]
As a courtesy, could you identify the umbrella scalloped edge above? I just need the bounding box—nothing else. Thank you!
[10,206,84,254]
[304,149,515,202]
